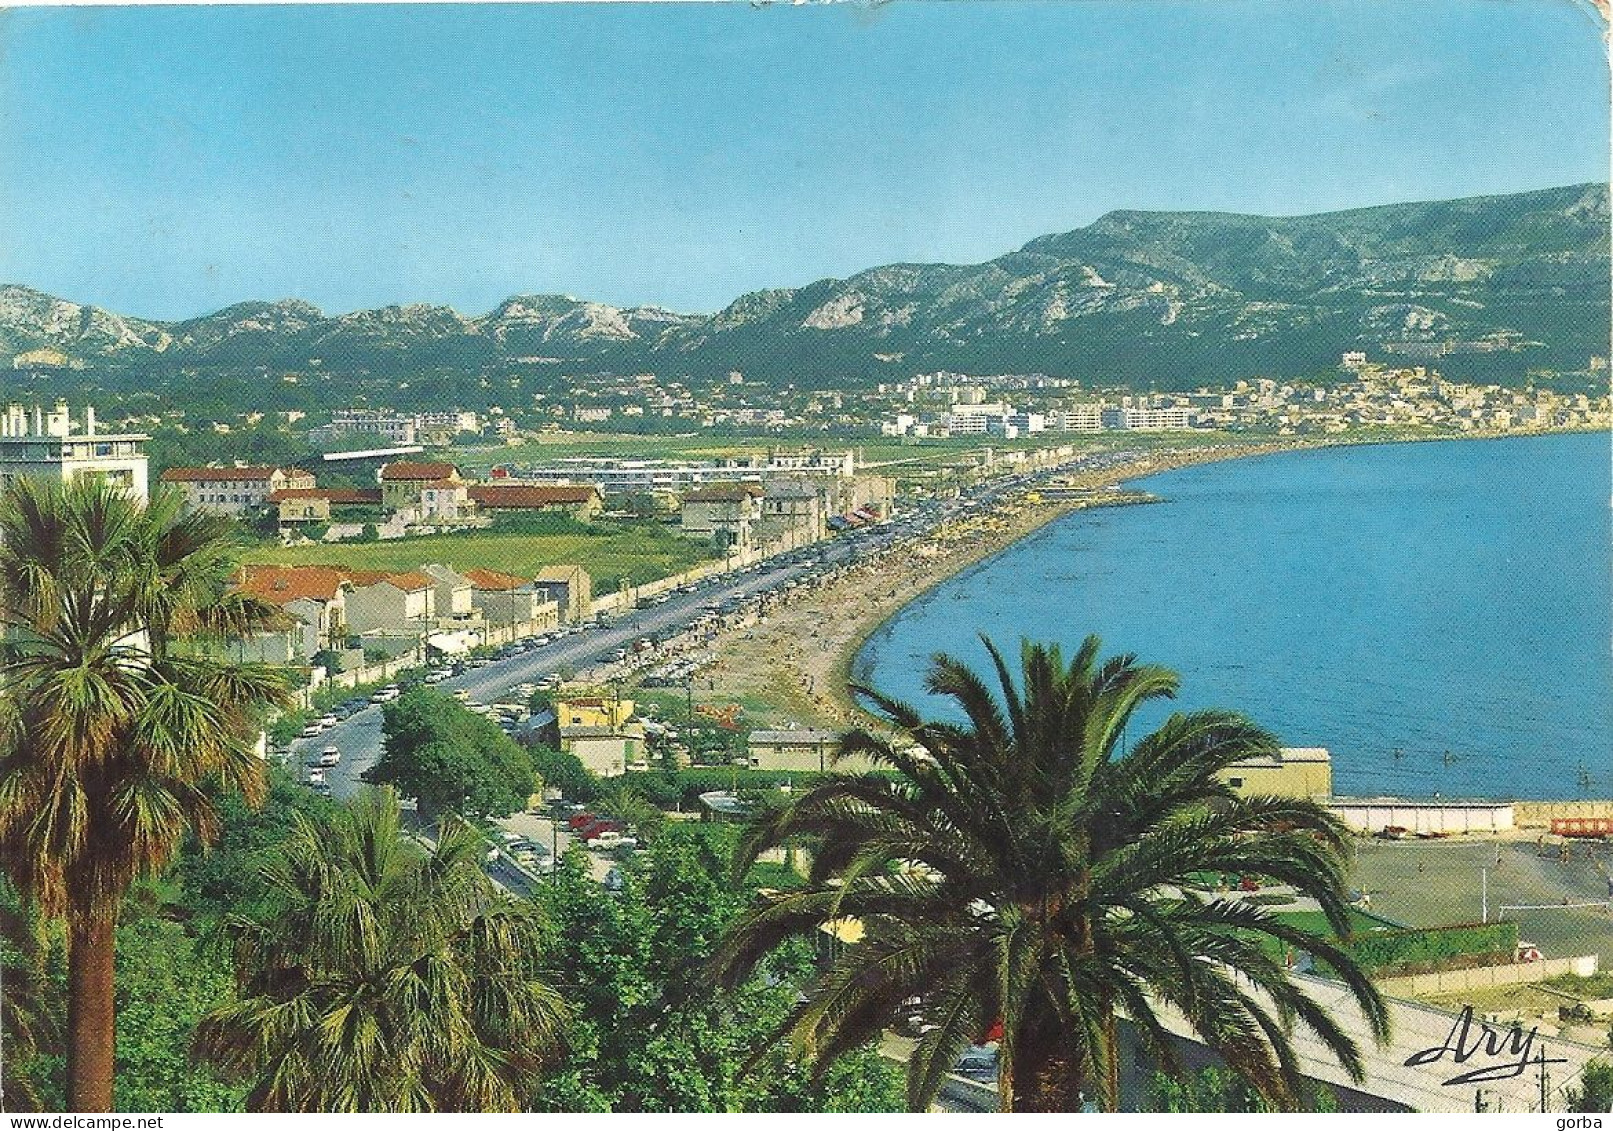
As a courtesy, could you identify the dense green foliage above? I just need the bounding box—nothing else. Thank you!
[1344,921,1519,975]
[1566,1061,1613,1113]
[368,688,537,818]
[528,746,601,803]
[533,825,902,1112]
[113,918,244,1113]
[1144,1067,1337,1113]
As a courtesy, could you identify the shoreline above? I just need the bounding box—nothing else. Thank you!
[693,436,1327,733]
[685,425,1607,736]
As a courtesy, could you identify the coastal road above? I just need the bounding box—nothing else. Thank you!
[288,537,872,797]
[284,445,1156,805]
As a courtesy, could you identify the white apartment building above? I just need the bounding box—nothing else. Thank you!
[1052,406,1104,432]
[1100,406,1196,431]
[0,402,150,501]
[320,410,418,445]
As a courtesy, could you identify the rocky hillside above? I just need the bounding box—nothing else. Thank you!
[3,183,1605,389]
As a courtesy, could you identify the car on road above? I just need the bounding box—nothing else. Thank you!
[371,687,401,704]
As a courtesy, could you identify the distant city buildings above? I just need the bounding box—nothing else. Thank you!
[309,408,482,447]
[876,356,1610,439]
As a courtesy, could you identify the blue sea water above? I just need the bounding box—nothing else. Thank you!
[854,433,1613,801]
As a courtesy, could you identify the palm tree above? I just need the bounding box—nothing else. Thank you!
[196,788,568,1112]
[712,635,1389,1112]
[0,476,293,1111]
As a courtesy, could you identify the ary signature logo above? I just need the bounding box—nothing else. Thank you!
[1404,1004,1568,1086]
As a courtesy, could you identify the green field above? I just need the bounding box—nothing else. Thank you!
[241,523,717,593]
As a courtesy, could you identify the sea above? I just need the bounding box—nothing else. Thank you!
[854,432,1612,801]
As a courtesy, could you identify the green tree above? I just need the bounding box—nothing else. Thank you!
[1144,1066,1337,1113]
[527,745,601,803]
[366,688,536,818]
[113,918,244,1113]
[195,788,568,1111]
[1566,1060,1613,1113]
[712,635,1390,1112]
[0,478,293,1111]
[0,880,61,1112]
[532,828,901,1113]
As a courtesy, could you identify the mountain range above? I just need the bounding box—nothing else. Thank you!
[3,183,1606,393]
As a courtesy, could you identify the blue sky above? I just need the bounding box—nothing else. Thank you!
[0,1,1606,320]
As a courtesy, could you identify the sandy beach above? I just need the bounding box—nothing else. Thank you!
[678,437,1317,733]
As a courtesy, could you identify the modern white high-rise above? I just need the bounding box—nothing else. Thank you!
[0,402,150,501]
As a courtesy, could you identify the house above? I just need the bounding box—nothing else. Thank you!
[555,696,635,730]
[378,461,463,512]
[759,479,825,544]
[343,570,436,638]
[461,567,561,631]
[160,466,315,515]
[680,483,764,550]
[466,484,603,521]
[559,723,646,778]
[1215,747,1332,800]
[268,487,382,525]
[232,565,352,662]
[747,728,844,772]
[418,480,473,522]
[419,563,477,620]
[533,565,592,624]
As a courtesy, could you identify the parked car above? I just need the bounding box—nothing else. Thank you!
[318,746,342,767]
[576,819,623,842]
[307,768,326,785]
[298,723,323,739]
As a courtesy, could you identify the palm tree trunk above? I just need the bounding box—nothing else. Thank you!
[67,911,117,1112]
[1008,1014,1087,1112]
[1101,1009,1121,1112]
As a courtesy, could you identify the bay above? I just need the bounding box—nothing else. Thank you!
[854,432,1613,801]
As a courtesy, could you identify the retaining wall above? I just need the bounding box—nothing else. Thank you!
[1374,954,1600,998]
[1514,800,1613,827]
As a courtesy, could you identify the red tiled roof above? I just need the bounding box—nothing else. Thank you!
[267,488,382,504]
[334,569,388,589]
[462,567,527,591]
[380,461,459,481]
[466,484,600,508]
[234,565,350,604]
[161,466,295,483]
[344,569,433,592]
